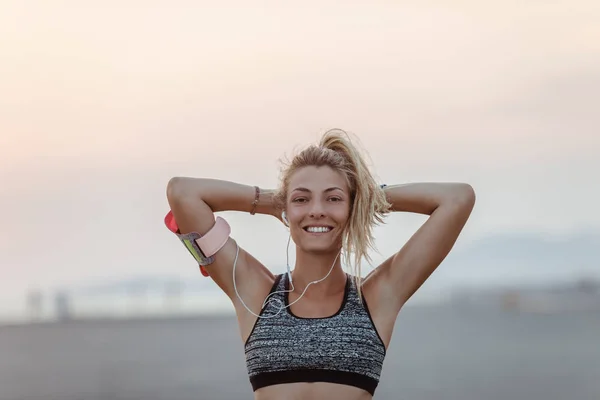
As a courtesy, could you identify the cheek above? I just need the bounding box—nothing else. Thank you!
[289,225,306,245]
[332,206,351,223]
[286,209,301,224]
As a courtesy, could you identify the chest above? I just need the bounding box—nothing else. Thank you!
[287,290,346,318]
[246,311,385,379]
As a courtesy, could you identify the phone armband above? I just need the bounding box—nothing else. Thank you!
[164,211,231,277]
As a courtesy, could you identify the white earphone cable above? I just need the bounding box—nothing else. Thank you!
[232,234,340,319]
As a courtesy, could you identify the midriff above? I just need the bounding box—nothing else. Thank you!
[254,381,373,400]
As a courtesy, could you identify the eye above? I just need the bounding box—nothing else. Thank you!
[328,197,342,202]
[292,197,308,203]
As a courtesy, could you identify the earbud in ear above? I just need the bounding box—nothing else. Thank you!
[281,211,289,226]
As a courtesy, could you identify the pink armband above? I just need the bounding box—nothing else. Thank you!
[164,211,231,277]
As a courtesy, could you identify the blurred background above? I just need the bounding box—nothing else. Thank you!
[1,0,599,399]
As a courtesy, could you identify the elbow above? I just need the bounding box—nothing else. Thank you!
[166,177,194,205]
[461,183,476,202]
[444,183,475,209]
[455,183,476,210]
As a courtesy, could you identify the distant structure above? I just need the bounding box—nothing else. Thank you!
[576,277,599,294]
[452,277,600,313]
[26,289,43,321]
[127,281,149,314]
[163,280,183,312]
[501,290,521,311]
[54,291,72,321]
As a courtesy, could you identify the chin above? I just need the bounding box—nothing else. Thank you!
[300,242,341,255]
[293,230,343,255]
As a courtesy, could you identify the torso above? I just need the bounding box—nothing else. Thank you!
[236,272,394,349]
[236,272,393,400]
[254,381,374,400]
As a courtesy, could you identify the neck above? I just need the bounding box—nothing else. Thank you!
[291,247,346,296]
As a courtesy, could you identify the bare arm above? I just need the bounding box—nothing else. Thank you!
[167,177,280,217]
[369,182,476,312]
[166,177,278,302]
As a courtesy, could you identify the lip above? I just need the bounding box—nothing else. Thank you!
[303,226,334,235]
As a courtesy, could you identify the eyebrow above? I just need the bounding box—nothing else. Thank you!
[291,187,345,193]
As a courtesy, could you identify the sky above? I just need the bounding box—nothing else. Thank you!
[1,1,599,314]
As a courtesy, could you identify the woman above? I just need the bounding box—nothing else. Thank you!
[166,129,476,399]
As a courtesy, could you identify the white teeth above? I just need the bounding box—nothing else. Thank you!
[306,226,331,233]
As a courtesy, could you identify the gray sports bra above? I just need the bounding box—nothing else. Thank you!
[244,273,387,395]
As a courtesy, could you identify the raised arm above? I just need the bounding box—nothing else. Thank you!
[166,178,279,305]
[368,182,476,313]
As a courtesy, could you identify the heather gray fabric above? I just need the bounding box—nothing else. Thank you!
[244,273,386,395]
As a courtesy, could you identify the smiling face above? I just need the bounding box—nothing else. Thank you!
[285,165,352,254]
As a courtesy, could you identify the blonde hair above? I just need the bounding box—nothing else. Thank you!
[274,129,391,294]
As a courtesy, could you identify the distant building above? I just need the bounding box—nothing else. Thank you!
[452,279,600,313]
[575,278,599,294]
[163,280,183,311]
[55,291,72,321]
[26,289,43,321]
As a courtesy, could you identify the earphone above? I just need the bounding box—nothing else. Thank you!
[232,225,340,319]
[280,211,292,283]
[281,210,289,226]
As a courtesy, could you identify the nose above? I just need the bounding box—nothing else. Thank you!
[308,200,326,219]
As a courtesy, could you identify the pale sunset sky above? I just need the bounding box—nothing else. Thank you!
[1,1,599,310]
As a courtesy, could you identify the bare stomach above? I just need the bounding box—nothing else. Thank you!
[254,382,373,400]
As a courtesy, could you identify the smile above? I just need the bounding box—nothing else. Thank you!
[303,226,333,233]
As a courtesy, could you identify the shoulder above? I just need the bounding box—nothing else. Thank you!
[359,268,399,319]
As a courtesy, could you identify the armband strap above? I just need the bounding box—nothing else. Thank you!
[164,211,231,277]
